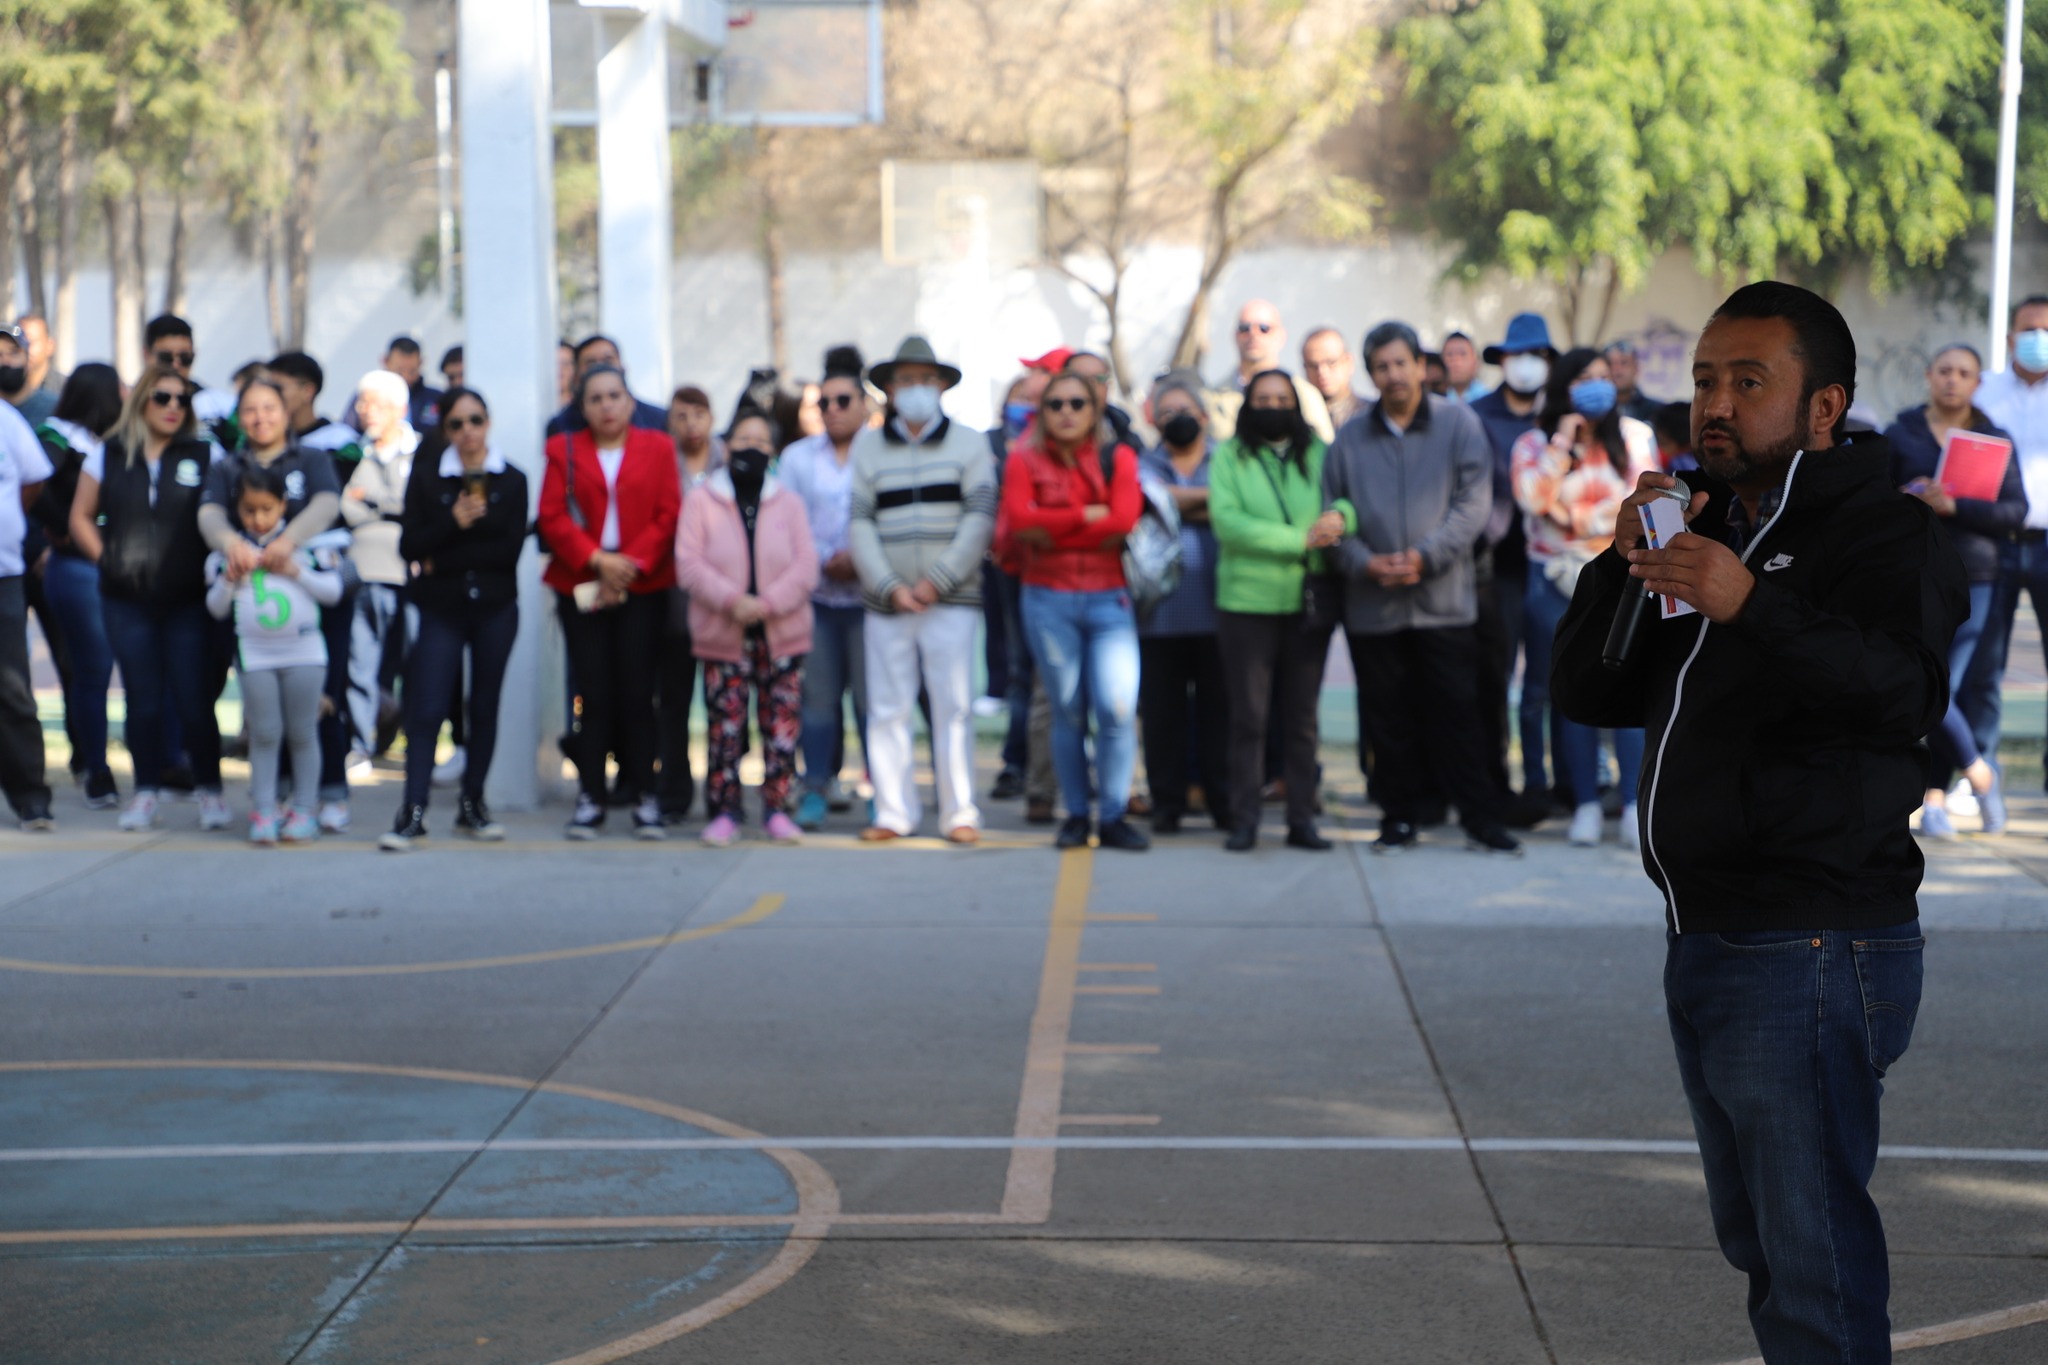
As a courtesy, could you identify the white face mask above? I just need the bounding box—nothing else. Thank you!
[893,384,941,425]
[1502,354,1551,395]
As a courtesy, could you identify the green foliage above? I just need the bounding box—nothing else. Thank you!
[1398,0,2014,334]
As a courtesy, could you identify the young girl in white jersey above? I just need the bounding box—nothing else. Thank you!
[206,464,345,844]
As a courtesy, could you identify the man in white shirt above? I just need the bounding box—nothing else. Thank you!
[0,398,55,828]
[1961,293,2048,780]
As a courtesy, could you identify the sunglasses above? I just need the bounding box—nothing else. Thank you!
[818,392,860,410]
[1236,322,1274,335]
[445,414,487,431]
[147,389,191,409]
[1042,396,1093,414]
[153,349,196,368]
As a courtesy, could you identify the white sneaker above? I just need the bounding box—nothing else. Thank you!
[198,793,233,831]
[318,801,352,833]
[1947,778,1979,820]
[432,747,466,789]
[117,791,160,832]
[1618,803,1640,852]
[345,750,375,780]
[1567,801,1605,847]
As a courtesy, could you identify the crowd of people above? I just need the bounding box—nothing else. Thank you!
[0,289,2040,853]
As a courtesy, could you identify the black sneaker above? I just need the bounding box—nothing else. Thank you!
[379,805,427,852]
[19,799,55,833]
[632,797,667,841]
[160,763,197,799]
[1373,821,1419,855]
[990,769,1026,801]
[1055,815,1093,850]
[1097,817,1150,852]
[566,793,606,840]
[1286,823,1333,852]
[455,796,506,842]
[83,768,119,810]
[1152,810,1182,835]
[1225,824,1258,853]
[1466,824,1524,857]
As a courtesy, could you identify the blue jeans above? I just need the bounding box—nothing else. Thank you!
[348,583,414,756]
[1525,569,1644,805]
[1932,579,1994,779]
[1021,585,1139,820]
[1666,921,1924,1364]
[800,601,868,793]
[1959,541,2048,764]
[101,596,222,793]
[42,553,114,778]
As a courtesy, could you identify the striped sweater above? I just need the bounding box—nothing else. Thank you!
[848,416,998,613]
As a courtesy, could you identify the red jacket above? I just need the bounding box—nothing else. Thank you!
[997,435,1142,592]
[538,426,682,595]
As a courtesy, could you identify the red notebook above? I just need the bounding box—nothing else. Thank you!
[1936,430,2013,502]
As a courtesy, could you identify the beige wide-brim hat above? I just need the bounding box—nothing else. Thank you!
[868,335,963,390]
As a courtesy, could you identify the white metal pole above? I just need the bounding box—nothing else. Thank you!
[459,0,560,810]
[435,55,456,299]
[597,12,675,399]
[1991,0,2025,374]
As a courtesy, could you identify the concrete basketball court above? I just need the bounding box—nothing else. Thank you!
[3,761,2047,1364]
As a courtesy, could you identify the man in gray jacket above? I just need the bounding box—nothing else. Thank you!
[1323,321,1519,855]
[849,336,998,843]
[341,369,420,771]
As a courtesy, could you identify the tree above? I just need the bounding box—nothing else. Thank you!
[1397,0,2012,342]
[1164,0,1380,370]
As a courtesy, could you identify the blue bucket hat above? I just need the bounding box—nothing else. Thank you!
[1483,313,1557,365]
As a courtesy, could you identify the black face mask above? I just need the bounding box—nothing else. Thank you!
[0,365,24,394]
[727,445,773,492]
[1160,412,1203,449]
[1242,406,1295,445]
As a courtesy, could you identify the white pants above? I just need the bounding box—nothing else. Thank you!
[863,604,981,835]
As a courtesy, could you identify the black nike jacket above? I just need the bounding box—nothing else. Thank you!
[1552,439,1968,934]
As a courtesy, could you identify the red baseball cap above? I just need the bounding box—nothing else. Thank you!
[1020,347,1074,373]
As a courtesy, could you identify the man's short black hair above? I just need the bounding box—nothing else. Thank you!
[144,314,193,348]
[1362,321,1423,364]
[574,334,619,361]
[439,343,463,371]
[1442,330,1473,347]
[385,335,423,358]
[1708,281,1856,439]
[268,351,324,395]
[2010,294,2048,325]
[1654,400,1692,449]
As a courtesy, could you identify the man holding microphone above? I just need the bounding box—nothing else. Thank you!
[1553,282,1967,1363]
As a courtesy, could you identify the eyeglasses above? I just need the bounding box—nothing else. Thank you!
[818,392,860,411]
[1236,322,1274,335]
[1042,397,1092,414]
[147,390,191,409]
[445,414,487,431]
[153,349,196,368]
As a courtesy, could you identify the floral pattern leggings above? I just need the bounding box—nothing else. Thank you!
[703,635,805,820]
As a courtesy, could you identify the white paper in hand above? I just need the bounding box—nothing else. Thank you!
[1642,496,1698,621]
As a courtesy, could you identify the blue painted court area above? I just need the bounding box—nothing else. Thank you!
[0,1064,807,1363]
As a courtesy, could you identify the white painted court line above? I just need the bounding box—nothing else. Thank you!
[3,1137,2046,1162]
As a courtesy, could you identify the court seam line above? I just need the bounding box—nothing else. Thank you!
[1343,825,1562,1365]
[279,855,761,1365]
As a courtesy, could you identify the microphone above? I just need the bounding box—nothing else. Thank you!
[1602,477,1691,671]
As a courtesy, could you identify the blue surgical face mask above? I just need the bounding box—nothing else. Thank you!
[893,384,942,425]
[2017,329,2048,373]
[1570,377,1618,419]
[1003,401,1036,438]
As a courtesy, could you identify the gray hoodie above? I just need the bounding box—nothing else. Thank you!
[1321,395,1492,636]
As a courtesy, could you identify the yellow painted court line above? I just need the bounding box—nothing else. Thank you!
[1085,912,1157,923]
[1065,1043,1161,1055]
[1718,1294,2048,1363]
[0,894,785,979]
[1000,847,1093,1224]
[1060,1115,1162,1127]
[1075,984,1161,996]
[1078,963,1157,973]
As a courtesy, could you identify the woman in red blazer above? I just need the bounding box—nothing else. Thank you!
[538,363,682,840]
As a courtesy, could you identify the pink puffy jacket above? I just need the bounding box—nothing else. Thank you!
[674,471,819,663]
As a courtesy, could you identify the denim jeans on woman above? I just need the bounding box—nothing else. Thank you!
[1666,921,1923,1364]
[1524,568,1642,806]
[1020,585,1139,820]
[800,601,867,793]
[42,553,114,781]
[100,596,222,794]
